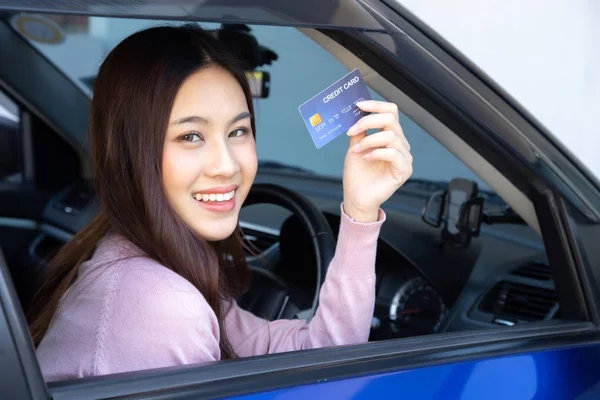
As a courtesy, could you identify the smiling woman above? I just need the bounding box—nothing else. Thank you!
[29,24,258,364]
[25,24,413,381]
[163,66,258,241]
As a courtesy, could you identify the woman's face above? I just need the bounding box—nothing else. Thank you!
[163,65,257,241]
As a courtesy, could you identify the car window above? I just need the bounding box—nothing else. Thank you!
[9,14,491,192]
[249,25,489,190]
[0,90,21,184]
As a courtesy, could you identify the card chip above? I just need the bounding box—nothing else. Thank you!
[309,113,322,127]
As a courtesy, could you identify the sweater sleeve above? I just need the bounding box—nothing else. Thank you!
[94,258,221,375]
[225,205,385,357]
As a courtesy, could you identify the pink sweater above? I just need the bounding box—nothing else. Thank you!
[36,208,384,381]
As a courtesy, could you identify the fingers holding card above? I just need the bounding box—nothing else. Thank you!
[297,70,412,222]
[341,100,413,222]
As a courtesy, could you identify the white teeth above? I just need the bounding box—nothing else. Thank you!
[193,190,236,202]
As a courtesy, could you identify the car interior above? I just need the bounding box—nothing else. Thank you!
[0,12,572,379]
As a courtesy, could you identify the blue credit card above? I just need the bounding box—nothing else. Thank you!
[298,68,372,149]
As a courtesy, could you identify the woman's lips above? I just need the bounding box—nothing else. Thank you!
[195,197,236,212]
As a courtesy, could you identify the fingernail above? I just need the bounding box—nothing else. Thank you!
[347,126,355,136]
[356,100,369,106]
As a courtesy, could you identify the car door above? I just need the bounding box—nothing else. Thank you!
[1,1,600,399]
[1,257,599,400]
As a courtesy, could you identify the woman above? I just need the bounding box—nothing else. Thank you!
[29,24,412,381]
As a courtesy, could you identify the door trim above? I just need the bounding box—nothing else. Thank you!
[0,217,37,230]
[47,322,597,399]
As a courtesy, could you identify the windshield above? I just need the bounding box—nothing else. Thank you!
[7,13,492,191]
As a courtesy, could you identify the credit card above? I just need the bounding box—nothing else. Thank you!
[298,68,371,149]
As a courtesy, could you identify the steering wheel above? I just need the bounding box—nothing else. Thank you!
[239,183,335,321]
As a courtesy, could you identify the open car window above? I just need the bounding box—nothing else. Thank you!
[9,14,493,193]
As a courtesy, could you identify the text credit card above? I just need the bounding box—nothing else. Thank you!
[298,68,371,149]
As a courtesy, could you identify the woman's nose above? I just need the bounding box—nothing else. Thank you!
[204,139,240,178]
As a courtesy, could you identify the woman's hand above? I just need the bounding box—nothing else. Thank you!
[342,100,413,223]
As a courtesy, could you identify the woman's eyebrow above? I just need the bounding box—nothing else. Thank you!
[170,111,252,126]
[170,115,210,126]
[230,111,252,125]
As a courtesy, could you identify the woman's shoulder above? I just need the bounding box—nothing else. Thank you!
[38,234,220,380]
[87,233,199,293]
[78,233,214,323]
[89,235,222,373]
[108,253,217,328]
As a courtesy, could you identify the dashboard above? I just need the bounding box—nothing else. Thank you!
[20,172,559,342]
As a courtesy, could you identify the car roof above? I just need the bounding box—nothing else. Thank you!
[0,0,387,30]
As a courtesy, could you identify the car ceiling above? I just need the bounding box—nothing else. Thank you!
[0,0,387,30]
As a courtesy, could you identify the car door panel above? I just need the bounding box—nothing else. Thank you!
[36,322,597,399]
[0,247,48,400]
[227,343,600,400]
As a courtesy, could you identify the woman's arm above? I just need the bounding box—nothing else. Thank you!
[224,206,384,357]
[226,99,411,357]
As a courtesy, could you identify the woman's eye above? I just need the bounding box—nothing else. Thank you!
[180,132,203,142]
[229,128,249,138]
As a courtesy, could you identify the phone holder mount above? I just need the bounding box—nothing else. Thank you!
[422,178,526,248]
[422,178,483,248]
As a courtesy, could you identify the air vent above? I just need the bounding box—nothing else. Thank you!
[480,281,558,321]
[512,262,552,281]
[242,228,278,255]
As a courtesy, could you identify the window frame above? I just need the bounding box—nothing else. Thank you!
[0,1,599,399]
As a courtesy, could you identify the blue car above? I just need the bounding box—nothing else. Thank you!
[0,1,599,399]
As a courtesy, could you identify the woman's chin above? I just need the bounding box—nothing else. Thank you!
[188,219,238,242]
